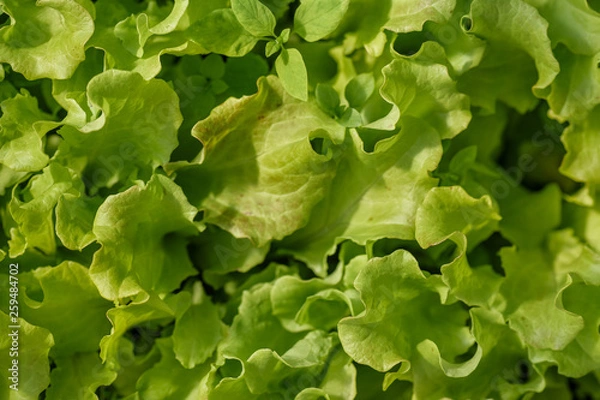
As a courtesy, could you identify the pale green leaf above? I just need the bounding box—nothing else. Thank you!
[381,58,471,139]
[386,0,456,33]
[231,0,277,37]
[179,76,342,247]
[0,0,94,80]
[276,48,309,101]
[294,0,350,42]
[344,73,374,109]
[90,174,198,301]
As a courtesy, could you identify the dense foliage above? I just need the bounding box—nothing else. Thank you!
[1,0,600,398]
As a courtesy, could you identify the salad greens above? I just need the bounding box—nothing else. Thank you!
[1,0,600,398]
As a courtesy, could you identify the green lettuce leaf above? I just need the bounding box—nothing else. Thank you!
[440,106,507,169]
[57,70,182,191]
[90,174,198,301]
[439,148,564,249]
[271,274,352,332]
[415,186,500,251]
[45,353,117,400]
[189,9,259,57]
[396,0,486,76]
[215,279,355,399]
[332,0,391,52]
[560,105,600,184]
[407,308,544,399]
[190,225,270,282]
[381,57,471,139]
[499,246,585,352]
[547,45,600,122]
[466,0,560,97]
[133,337,212,400]
[18,261,112,357]
[87,0,224,79]
[8,162,82,257]
[526,230,600,377]
[51,48,105,128]
[0,91,56,173]
[457,43,540,113]
[338,250,474,372]
[531,282,600,377]
[172,282,224,369]
[550,229,600,286]
[176,76,342,248]
[220,283,304,361]
[0,312,54,399]
[0,0,94,80]
[242,331,337,393]
[111,0,193,58]
[99,293,180,373]
[281,117,441,275]
[294,0,350,42]
[1,0,598,396]
[386,0,455,32]
[55,193,102,251]
[415,186,503,307]
[497,184,562,249]
[525,0,600,55]
[157,52,269,162]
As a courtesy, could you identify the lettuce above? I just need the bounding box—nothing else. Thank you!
[0,0,600,399]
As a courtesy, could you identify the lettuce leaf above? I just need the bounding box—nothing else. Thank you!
[90,174,198,301]
[0,0,599,398]
[0,0,94,80]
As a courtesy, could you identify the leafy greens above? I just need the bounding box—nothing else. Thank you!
[1,0,600,398]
